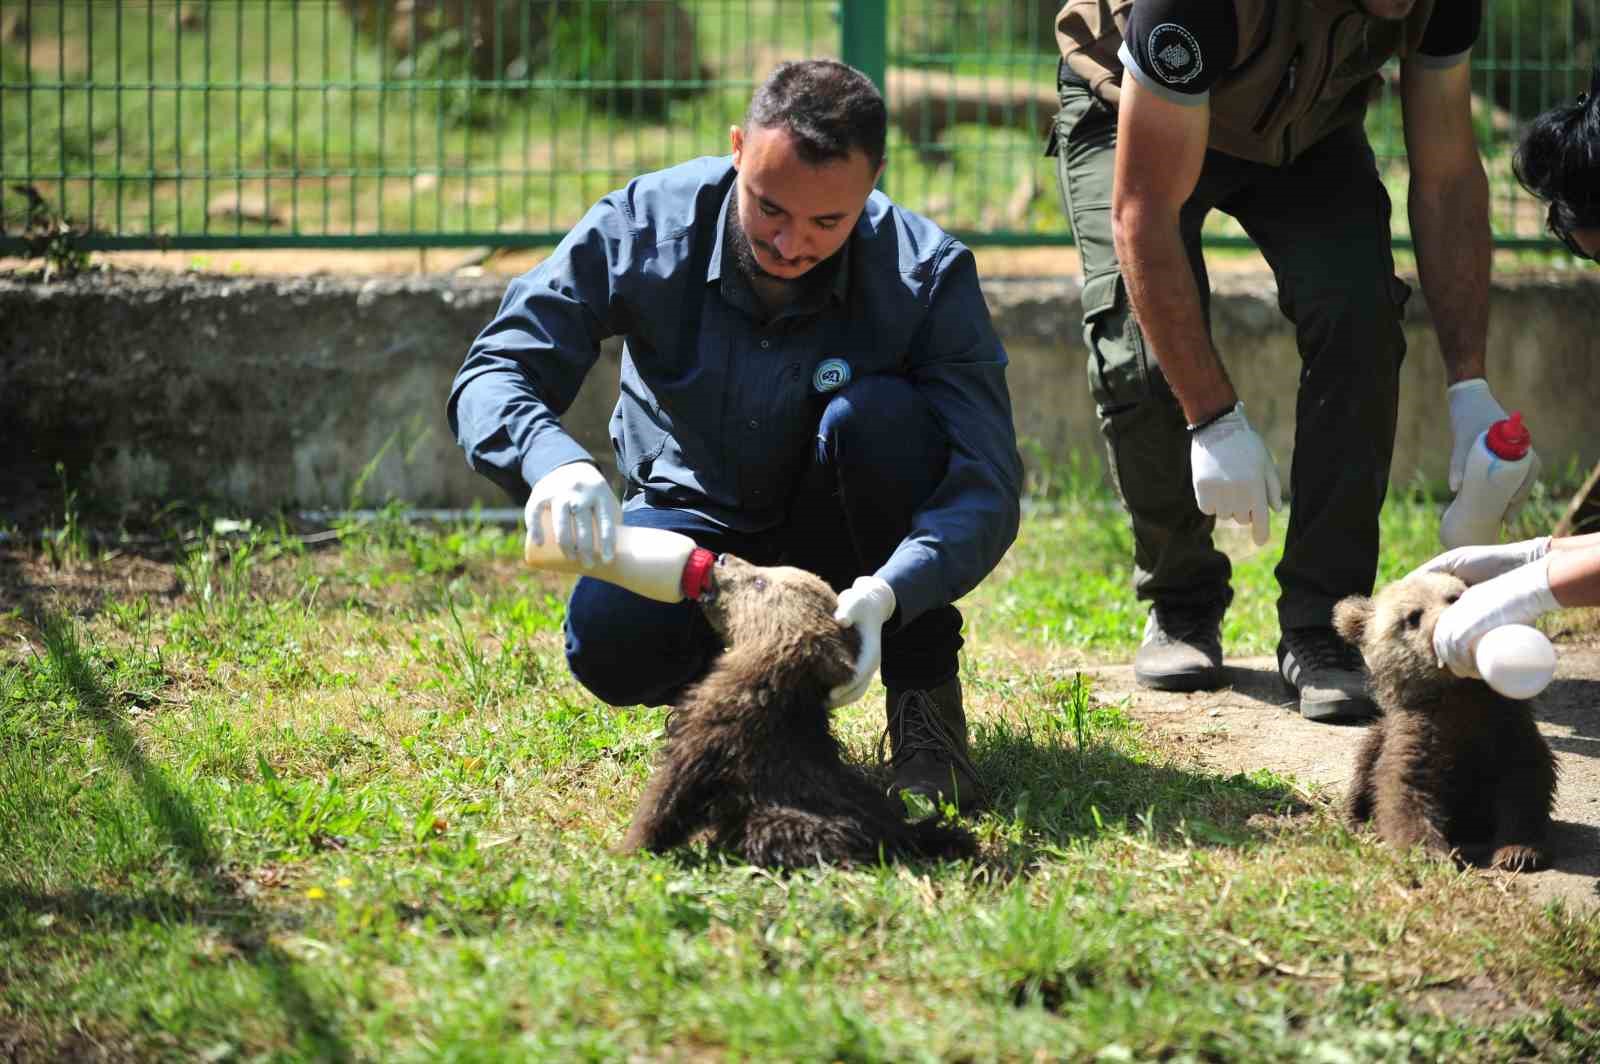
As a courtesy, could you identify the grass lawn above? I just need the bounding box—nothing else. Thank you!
[3,482,1598,1061]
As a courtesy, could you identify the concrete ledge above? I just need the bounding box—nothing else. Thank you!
[4,267,1598,513]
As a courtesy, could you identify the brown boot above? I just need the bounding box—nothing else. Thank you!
[879,676,982,813]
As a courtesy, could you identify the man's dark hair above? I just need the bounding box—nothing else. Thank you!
[1513,64,1600,254]
[745,60,887,170]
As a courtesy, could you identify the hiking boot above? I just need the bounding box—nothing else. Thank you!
[1133,601,1225,692]
[878,676,982,813]
[1277,625,1378,723]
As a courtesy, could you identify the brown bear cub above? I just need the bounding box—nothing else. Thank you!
[1333,572,1558,871]
[620,553,976,868]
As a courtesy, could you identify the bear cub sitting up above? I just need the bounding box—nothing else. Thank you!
[620,553,976,868]
[1333,572,1558,871]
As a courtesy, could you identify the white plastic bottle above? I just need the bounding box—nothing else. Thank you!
[523,513,716,603]
[1473,624,1557,700]
[1439,412,1535,549]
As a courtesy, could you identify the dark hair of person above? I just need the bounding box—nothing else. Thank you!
[1513,64,1600,251]
[745,60,888,170]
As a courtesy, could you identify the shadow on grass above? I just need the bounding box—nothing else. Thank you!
[17,605,349,1062]
[970,711,1313,856]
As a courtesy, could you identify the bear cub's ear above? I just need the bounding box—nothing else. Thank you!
[1332,595,1373,648]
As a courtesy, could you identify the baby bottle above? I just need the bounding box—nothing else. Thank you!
[523,513,716,603]
[1439,413,1535,549]
[1472,624,1557,700]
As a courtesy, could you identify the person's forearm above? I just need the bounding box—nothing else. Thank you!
[1114,207,1234,424]
[1410,167,1490,383]
[1546,543,1600,609]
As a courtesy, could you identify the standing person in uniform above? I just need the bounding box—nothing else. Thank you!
[449,60,1023,810]
[1050,0,1535,721]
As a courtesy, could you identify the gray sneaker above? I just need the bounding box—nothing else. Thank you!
[1133,602,1225,692]
[1277,626,1378,723]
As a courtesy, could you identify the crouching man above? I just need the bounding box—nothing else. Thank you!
[448,60,1024,810]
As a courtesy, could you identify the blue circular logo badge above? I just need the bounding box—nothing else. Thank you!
[812,357,852,393]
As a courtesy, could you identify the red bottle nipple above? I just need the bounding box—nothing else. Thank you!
[680,548,717,600]
[1485,412,1531,460]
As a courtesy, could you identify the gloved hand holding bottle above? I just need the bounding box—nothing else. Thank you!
[525,460,622,568]
[828,575,897,709]
[1445,380,1541,541]
[1189,401,1283,547]
[1421,532,1600,685]
[1431,558,1560,679]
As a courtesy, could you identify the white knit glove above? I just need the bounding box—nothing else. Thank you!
[1432,558,1560,677]
[1407,535,1552,586]
[524,461,621,568]
[827,575,896,709]
[1447,378,1540,511]
[1190,402,1283,547]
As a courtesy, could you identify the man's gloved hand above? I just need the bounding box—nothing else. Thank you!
[1190,401,1283,547]
[1432,558,1560,678]
[828,575,896,709]
[524,461,621,568]
[1408,535,1552,586]
[1447,378,1542,511]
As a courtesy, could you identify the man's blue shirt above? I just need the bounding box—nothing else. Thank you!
[448,155,1022,626]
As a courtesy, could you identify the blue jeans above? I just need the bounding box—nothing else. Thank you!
[564,375,964,707]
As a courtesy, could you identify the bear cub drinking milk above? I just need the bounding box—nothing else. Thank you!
[620,553,976,868]
[1333,572,1558,871]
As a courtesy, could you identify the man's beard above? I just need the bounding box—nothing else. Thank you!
[725,192,834,300]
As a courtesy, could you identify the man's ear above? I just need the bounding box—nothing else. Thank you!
[1332,596,1373,647]
[729,124,744,168]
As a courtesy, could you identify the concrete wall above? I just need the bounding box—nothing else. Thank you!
[3,268,1598,515]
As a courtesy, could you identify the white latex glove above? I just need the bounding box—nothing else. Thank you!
[1407,535,1552,586]
[1447,378,1541,510]
[1432,558,1560,678]
[827,575,896,709]
[1190,402,1283,547]
[524,461,621,568]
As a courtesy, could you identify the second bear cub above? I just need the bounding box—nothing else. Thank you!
[1333,572,1558,871]
[620,553,976,868]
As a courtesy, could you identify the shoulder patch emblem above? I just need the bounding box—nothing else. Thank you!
[1147,22,1203,86]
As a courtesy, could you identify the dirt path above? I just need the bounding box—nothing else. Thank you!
[1073,646,1600,912]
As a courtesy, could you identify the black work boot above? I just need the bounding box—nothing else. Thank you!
[1277,625,1378,723]
[1133,601,1225,692]
[879,676,982,813]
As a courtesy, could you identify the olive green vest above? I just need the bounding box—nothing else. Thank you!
[1055,0,1454,166]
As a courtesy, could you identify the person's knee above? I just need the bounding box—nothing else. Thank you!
[563,581,701,707]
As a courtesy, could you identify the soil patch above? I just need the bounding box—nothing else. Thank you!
[1076,645,1600,912]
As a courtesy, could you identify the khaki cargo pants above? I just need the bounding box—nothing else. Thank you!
[1052,76,1410,632]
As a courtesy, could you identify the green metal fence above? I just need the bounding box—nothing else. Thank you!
[1,0,1595,255]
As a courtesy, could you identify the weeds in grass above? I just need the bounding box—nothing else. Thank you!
[5,184,91,280]
[176,532,261,629]
[42,462,91,569]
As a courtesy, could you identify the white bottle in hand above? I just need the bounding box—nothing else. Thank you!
[524,512,716,603]
[1473,624,1557,700]
[1440,412,1535,549]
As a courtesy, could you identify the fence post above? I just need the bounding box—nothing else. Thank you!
[839,0,888,93]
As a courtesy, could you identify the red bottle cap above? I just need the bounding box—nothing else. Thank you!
[680,547,717,601]
[1485,412,1531,460]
